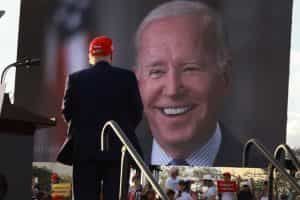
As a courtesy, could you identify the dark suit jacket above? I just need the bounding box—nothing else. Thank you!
[213,123,243,167]
[137,121,243,167]
[58,61,143,165]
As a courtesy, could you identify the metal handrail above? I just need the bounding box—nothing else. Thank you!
[100,120,168,200]
[274,144,300,170]
[243,138,300,200]
[270,144,300,199]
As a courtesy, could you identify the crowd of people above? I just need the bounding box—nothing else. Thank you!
[29,168,300,200]
[31,176,51,200]
[127,168,274,200]
[128,173,159,200]
[32,173,71,200]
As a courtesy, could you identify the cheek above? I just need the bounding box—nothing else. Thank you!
[207,77,227,102]
[186,75,225,101]
[138,79,161,107]
[184,77,213,100]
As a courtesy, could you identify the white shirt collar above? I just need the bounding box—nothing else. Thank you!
[151,123,222,166]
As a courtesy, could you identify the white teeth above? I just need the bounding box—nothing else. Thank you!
[162,106,191,115]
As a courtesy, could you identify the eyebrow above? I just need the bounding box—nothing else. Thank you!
[180,59,206,65]
[142,61,165,68]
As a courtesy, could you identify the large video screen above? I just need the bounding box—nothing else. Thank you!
[16,0,293,167]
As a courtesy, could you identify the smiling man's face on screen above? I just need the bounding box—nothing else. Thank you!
[135,12,230,160]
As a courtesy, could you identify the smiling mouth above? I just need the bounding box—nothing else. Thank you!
[160,106,193,116]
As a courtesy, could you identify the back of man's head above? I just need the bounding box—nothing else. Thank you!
[89,35,113,65]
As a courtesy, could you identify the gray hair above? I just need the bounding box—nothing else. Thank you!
[134,0,230,73]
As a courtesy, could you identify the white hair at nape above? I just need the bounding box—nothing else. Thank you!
[134,0,231,73]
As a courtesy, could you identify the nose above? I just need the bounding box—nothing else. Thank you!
[162,70,184,97]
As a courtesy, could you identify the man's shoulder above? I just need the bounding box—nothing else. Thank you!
[107,66,138,88]
[69,67,92,79]
[214,123,243,166]
[109,65,135,77]
[68,64,135,79]
[220,124,243,150]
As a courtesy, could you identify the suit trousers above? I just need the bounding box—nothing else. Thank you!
[73,162,120,200]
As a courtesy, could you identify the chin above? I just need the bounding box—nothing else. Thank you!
[159,131,195,146]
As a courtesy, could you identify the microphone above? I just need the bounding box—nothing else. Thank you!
[14,58,41,67]
[1,58,40,84]
[0,57,41,110]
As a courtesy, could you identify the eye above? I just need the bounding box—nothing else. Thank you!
[148,69,166,79]
[183,63,207,72]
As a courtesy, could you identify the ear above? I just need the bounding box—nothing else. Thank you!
[222,68,230,89]
[218,62,231,96]
[221,50,232,93]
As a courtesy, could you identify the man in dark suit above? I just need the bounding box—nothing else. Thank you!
[60,36,143,200]
[134,0,243,166]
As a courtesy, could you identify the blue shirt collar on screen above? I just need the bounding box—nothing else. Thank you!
[151,123,222,166]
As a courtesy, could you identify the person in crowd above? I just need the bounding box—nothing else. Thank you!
[202,175,217,200]
[165,167,180,192]
[51,173,59,184]
[31,176,40,200]
[166,188,176,200]
[257,180,268,200]
[176,180,193,200]
[184,180,198,200]
[128,173,143,200]
[237,182,255,200]
[134,0,242,166]
[141,184,157,200]
[218,172,236,200]
[58,35,143,200]
[143,190,156,200]
[37,191,52,200]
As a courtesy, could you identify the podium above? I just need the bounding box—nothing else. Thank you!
[0,95,55,200]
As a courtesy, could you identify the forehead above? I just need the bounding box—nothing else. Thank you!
[139,14,207,46]
[137,13,216,64]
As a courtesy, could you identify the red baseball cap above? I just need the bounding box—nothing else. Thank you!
[223,172,231,177]
[89,36,113,56]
